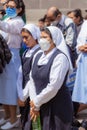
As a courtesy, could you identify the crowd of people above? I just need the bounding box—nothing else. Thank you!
[0,0,87,130]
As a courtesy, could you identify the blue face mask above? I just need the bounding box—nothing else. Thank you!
[6,7,17,18]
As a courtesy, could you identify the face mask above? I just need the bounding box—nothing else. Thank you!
[51,20,58,26]
[39,38,51,51]
[6,7,17,18]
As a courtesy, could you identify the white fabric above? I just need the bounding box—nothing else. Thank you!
[46,26,73,72]
[0,17,9,40]
[0,16,24,48]
[77,20,87,49]
[72,21,87,103]
[38,48,56,65]
[23,24,40,41]
[76,20,87,65]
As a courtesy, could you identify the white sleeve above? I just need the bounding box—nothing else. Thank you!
[17,66,24,101]
[0,18,24,34]
[23,71,37,101]
[28,71,37,100]
[23,81,30,101]
[33,54,69,109]
[77,21,87,53]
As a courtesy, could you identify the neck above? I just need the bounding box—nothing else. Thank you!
[44,45,55,55]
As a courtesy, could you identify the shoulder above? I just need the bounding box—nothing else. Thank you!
[81,20,87,28]
[54,51,69,63]
[10,16,24,25]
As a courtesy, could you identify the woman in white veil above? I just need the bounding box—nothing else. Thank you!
[28,26,73,130]
[46,26,73,72]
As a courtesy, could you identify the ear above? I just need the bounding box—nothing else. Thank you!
[17,7,22,14]
[57,14,61,20]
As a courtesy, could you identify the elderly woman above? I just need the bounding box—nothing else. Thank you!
[26,26,73,130]
[17,24,41,130]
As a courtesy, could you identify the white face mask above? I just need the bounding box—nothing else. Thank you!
[39,38,51,51]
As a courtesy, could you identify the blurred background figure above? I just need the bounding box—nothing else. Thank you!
[67,9,84,37]
[46,6,77,68]
[37,14,51,31]
[38,16,45,30]
[84,9,87,20]
[0,0,8,20]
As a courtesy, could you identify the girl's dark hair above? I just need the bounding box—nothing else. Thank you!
[7,0,25,16]
[0,34,12,73]
[73,9,83,21]
[53,9,61,17]
[41,28,52,39]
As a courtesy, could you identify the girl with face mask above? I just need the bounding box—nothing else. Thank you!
[0,0,25,129]
[24,26,73,130]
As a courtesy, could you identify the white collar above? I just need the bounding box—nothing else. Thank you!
[25,44,40,57]
[38,48,57,65]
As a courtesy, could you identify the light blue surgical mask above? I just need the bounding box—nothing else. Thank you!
[6,7,17,18]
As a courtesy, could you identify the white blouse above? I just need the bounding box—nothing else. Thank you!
[76,20,87,64]
[24,48,69,109]
[77,20,87,53]
[0,16,24,48]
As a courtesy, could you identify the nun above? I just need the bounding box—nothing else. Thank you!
[28,26,73,130]
[17,24,41,130]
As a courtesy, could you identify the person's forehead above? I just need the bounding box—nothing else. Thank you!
[68,12,75,19]
[7,1,17,8]
[47,10,54,18]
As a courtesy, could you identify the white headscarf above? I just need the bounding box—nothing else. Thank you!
[46,26,73,72]
[22,24,40,41]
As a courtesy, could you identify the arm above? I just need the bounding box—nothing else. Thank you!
[0,17,24,34]
[77,21,87,53]
[17,66,24,101]
[17,66,30,104]
[65,18,76,49]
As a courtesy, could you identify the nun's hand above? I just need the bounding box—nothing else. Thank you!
[30,100,39,121]
[79,44,87,52]
[18,98,25,107]
[78,45,85,51]
[30,109,39,122]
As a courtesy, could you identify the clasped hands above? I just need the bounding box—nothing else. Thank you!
[18,98,39,122]
[30,100,39,122]
[79,44,87,52]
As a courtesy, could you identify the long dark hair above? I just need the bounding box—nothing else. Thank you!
[73,9,83,22]
[7,0,25,16]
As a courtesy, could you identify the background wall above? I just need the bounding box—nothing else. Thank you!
[24,0,87,23]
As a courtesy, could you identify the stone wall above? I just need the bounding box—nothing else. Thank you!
[24,0,87,23]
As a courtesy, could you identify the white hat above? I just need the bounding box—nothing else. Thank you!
[46,26,73,72]
[23,24,40,41]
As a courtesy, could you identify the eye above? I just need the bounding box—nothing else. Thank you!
[7,5,16,9]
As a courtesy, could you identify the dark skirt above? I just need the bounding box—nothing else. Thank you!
[24,114,32,130]
[40,103,71,130]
